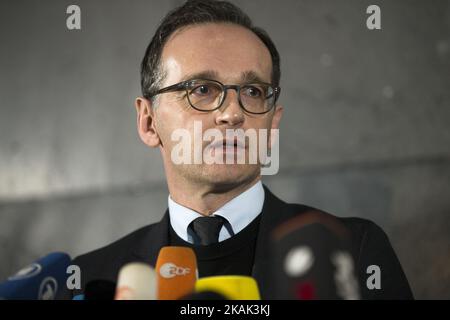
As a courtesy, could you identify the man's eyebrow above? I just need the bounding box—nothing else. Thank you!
[179,70,270,84]
[240,70,270,84]
[180,70,219,82]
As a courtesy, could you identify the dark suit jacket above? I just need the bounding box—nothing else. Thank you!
[60,185,413,299]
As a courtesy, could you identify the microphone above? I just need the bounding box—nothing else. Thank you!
[0,252,71,300]
[84,279,116,300]
[155,246,197,300]
[268,210,360,300]
[114,262,157,300]
[195,275,261,300]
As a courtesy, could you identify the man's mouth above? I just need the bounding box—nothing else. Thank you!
[206,138,246,153]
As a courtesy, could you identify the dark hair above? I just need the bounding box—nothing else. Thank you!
[140,0,281,101]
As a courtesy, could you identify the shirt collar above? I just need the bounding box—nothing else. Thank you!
[168,180,265,243]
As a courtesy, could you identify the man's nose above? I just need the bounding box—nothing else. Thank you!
[214,89,245,127]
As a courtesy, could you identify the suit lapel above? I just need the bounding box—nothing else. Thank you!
[252,185,306,298]
[131,209,171,267]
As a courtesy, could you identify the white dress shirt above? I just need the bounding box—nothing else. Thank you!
[168,181,265,243]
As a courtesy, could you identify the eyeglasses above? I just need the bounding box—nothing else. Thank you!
[149,78,281,114]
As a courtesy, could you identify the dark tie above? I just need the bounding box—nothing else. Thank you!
[189,216,226,245]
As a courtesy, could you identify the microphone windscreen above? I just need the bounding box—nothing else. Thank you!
[269,210,360,300]
[155,246,197,300]
[84,279,116,300]
[115,262,156,300]
[0,252,71,300]
[195,275,261,300]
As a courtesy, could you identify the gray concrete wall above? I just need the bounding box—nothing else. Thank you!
[0,0,449,299]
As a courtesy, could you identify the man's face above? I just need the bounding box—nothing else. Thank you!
[143,22,282,189]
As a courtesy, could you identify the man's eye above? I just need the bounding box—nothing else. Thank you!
[193,85,211,95]
[243,86,263,98]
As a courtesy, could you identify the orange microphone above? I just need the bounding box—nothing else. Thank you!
[155,246,198,300]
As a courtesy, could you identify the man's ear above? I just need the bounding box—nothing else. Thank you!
[271,104,283,130]
[269,104,283,147]
[135,97,161,148]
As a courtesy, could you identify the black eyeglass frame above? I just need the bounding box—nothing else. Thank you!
[148,78,281,115]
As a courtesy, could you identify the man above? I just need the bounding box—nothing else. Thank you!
[61,0,413,299]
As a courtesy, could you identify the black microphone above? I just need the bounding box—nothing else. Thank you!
[84,279,116,300]
[268,210,360,300]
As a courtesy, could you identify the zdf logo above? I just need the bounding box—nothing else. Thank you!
[159,263,191,279]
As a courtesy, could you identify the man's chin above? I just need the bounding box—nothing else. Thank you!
[200,163,260,185]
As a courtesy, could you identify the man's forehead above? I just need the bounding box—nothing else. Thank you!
[160,23,272,84]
